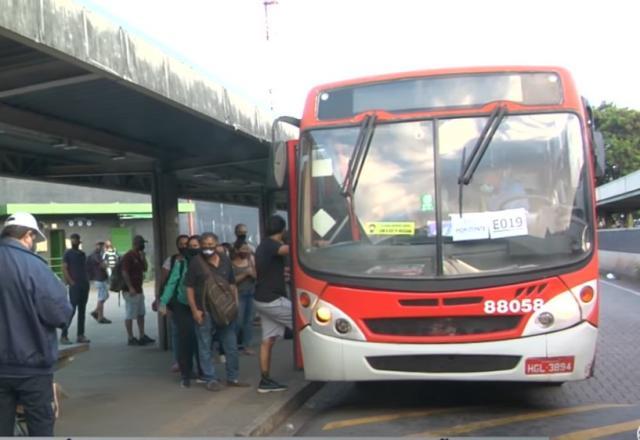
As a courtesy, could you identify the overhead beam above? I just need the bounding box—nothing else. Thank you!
[168,157,267,173]
[41,161,155,178]
[0,102,171,160]
[0,73,101,98]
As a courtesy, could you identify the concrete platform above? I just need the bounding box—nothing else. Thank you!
[53,283,310,437]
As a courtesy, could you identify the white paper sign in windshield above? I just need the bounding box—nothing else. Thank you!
[451,209,529,241]
[312,159,334,177]
[312,209,336,238]
[450,213,490,241]
[488,208,528,239]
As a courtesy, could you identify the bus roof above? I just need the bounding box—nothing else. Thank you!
[302,66,582,125]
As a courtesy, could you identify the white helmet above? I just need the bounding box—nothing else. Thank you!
[3,212,46,242]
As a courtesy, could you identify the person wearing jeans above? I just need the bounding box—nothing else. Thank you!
[195,313,239,386]
[231,243,256,355]
[185,232,249,391]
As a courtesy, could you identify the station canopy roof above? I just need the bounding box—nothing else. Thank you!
[0,0,291,206]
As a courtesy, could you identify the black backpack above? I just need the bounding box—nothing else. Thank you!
[109,258,126,292]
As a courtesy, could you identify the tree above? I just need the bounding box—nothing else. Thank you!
[593,103,640,182]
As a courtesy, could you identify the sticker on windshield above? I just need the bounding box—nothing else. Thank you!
[365,222,415,236]
[488,208,528,239]
[420,194,434,212]
[312,159,334,178]
[312,209,336,238]
[450,213,490,242]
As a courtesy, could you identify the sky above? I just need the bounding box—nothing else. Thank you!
[75,0,639,117]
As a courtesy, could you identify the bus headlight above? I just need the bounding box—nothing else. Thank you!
[315,307,332,324]
[310,300,365,341]
[522,291,581,336]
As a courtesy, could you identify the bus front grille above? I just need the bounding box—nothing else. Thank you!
[366,354,521,373]
[364,316,521,337]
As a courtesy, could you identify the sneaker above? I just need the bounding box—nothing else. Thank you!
[170,363,180,373]
[98,317,112,324]
[257,377,287,393]
[242,348,256,356]
[206,380,224,392]
[227,380,251,388]
[76,335,90,343]
[140,334,155,345]
[180,379,191,389]
[60,336,72,345]
[195,377,208,384]
[128,337,140,346]
[218,354,226,364]
[90,311,99,322]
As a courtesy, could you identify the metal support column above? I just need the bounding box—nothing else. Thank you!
[258,187,276,240]
[151,167,179,351]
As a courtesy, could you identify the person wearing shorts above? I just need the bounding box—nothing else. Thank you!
[88,241,111,324]
[253,215,292,393]
[121,235,155,346]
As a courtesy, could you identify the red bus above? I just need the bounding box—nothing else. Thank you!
[271,66,605,383]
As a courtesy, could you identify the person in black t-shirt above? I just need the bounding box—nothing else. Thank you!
[184,232,249,391]
[253,215,292,393]
[60,233,90,345]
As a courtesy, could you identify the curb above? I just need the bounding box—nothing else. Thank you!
[235,381,325,437]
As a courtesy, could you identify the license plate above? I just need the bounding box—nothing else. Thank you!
[525,356,574,375]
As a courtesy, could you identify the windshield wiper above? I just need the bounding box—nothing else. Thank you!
[457,105,508,215]
[341,114,377,197]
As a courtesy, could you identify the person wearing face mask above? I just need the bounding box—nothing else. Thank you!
[0,213,72,436]
[185,232,250,391]
[234,223,256,261]
[159,235,203,387]
[60,233,91,345]
[121,235,155,346]
[232,243,257,355]
[155,235,190,372]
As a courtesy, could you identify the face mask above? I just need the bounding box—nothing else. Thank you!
[138,243,146,251]
[202,248,215,257]
[72,243,80,250]
[187,248,200,258]
[179,248,189,257]
[236,234,247,242]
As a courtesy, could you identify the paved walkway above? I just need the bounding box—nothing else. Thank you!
[54,283,304,437]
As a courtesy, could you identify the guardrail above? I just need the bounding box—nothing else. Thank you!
[598,228,640,279]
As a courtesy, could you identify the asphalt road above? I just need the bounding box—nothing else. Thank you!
[280,278,640,439]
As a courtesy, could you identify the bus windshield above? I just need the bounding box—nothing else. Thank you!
[298,113,592,279]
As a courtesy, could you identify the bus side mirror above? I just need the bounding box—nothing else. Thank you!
[593,131,606,179]
[267,116,300,189]
[267,140,288,189]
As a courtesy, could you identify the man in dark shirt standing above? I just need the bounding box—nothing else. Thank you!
[185,232,249,390]
[61,233,91,344]
[254,215,292,393]
[121,235,154,346]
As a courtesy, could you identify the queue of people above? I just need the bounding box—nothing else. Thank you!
[0,212,293,435]
[157,218,292,393]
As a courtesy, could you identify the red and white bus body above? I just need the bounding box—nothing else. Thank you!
[285,66,599,383]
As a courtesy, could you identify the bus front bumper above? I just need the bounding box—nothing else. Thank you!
[300,322,597,382]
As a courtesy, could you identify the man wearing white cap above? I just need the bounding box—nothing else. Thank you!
[0,213,73,436]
